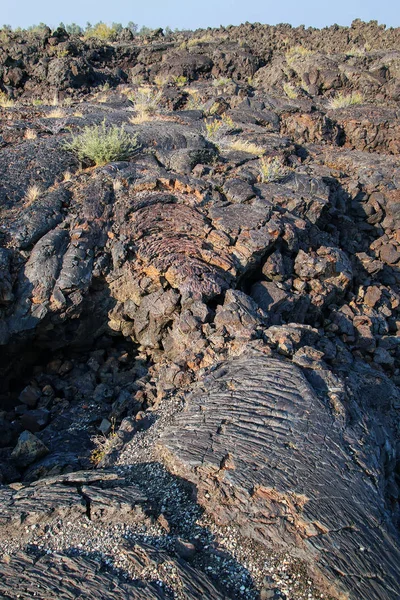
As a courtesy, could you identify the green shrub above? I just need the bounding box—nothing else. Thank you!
[65,121,139,166]
[84,22,118,41]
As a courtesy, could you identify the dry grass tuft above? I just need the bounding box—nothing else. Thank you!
[0,91,14,108]
[129,112,152,124]
[45,108,66,118]
[283,83,298,99]
[62,170,73,182]
[204,114,235,142]
[328,91,363,109]
[213,77,232,88]
[128,86,163,120]
[113,179,124,193]
[24,184,42,207]
[50,92,59,106]
[24,129,37,140]
[285,45,312,66]
[228,140,265,156]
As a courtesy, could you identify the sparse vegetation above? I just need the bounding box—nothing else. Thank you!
[346,47,366,57]
[64,121,139,166]
[228,140,265,155]
[0,91,14,108]
[213,77,232,88]
[283,83,298,99]
[84,22,119,41]
[174,75,188,87]
[154,75,169,87]
[187,34,215,47]
[24,129,37,140]
[24,184,42,206]
[90,418,117,465]
[45,108,66,118]
[56,48,69,58]
[186,91,204,111]
[328,91,363,109]
[285,45,312,66]
[50,93,60,107]
[113,179,124,193]
[205,120,224,140]
[128,86,163,122]
[62,170,73,182]
[204,115,237,144]
[259,156,288,182]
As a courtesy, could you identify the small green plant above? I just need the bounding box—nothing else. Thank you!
[221,114,235,129]
[90,418,117,465]
[174,75,188,87]
[205,119,224,140]
[213,77,232,88]
[57,48,69,58]
[65,121,139,166]
[32,99,43,106]
[328,91,363,109]
[0,91,14,108]
[259,156,288,182]
[205,114,237,144]
[186,91,204,110]
[283,83,298,99]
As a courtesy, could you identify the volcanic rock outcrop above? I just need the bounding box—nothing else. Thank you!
[0,19,399,600]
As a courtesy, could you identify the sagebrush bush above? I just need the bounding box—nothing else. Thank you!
[65,121,139,166]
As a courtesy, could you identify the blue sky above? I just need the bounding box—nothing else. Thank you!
[2,0,399,30]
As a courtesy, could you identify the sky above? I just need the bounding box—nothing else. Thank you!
[2,0,399,31]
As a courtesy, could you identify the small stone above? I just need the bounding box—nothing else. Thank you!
[364,286,382,308]
[373,347,394,367]
[18,385,41,408]
[20,408,50,433]
[380,244,400,265]
[11,430,49,468]
[175,538,196,560]
[98,418,112,435]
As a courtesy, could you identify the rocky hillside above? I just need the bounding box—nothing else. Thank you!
[0,20,399,600]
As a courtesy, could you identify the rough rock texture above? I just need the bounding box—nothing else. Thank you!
[0,19,400,600]
[159,353,400,600]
